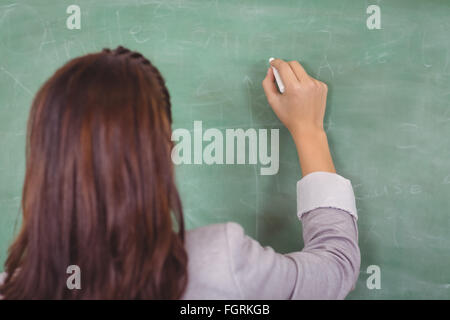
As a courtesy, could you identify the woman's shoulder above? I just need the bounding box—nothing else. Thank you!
[0,272,5,286]
[0,272,5,299]
[185,221,244,252]
[182,222,246,299]
[184,221,248,273]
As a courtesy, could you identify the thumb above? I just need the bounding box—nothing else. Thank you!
[262,67,280,105]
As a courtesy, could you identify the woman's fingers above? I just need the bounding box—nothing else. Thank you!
[287,60,310,83]
[262,67,280,105]
[269,58,299,91]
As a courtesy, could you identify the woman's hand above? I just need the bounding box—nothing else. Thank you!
[262,59,328,137]
[262,59,335,176]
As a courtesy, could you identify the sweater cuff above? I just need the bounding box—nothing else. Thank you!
[297,172,358,220]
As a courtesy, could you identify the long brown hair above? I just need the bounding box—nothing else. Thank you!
[0,46,187,299]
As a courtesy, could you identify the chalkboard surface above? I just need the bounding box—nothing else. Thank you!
[0,0,449,299]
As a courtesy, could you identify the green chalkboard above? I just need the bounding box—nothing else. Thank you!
[0,0,449,299]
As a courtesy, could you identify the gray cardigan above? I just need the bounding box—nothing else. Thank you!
[182,172,360,299]
[0,172,360,299]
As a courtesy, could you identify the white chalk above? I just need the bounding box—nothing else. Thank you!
[269,57,285,93]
